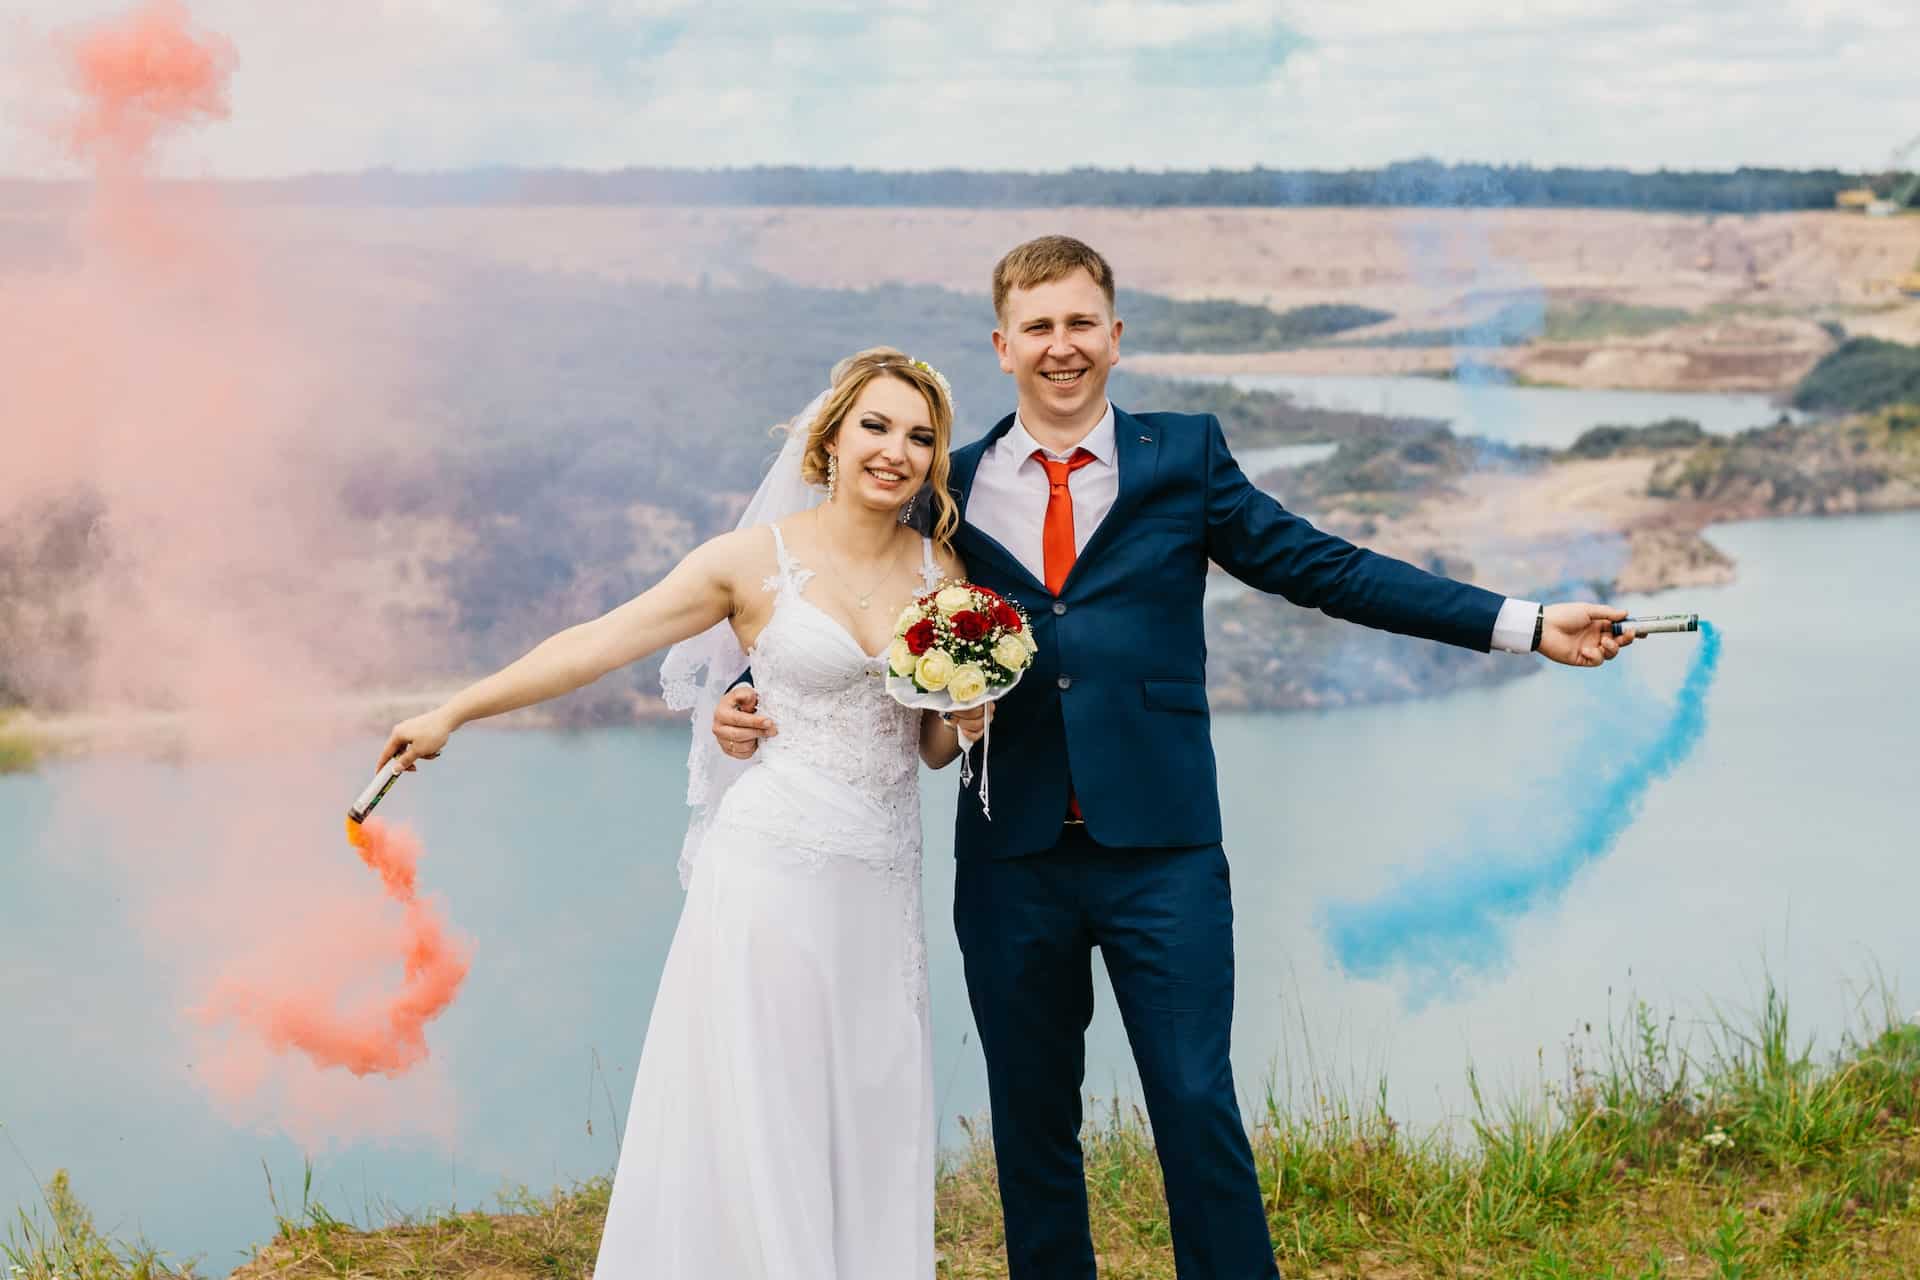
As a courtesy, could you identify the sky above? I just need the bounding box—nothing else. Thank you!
[2,0,1918,178]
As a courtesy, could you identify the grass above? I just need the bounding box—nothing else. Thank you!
[0,710,41,774]
[1539,300,1692,343]
[1327,299,1691,353]
[15,978,1920,1278]
[3,1168,178,1280]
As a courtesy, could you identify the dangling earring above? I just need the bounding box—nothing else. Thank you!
[825,453,839,503]
[898,490,919,525]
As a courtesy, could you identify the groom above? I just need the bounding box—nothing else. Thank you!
[718,235,1632,1277]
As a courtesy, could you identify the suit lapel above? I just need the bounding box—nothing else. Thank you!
[1064,406,1159,591]
[950,415,1047,594]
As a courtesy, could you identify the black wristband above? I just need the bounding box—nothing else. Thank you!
[1530,604,1545,653]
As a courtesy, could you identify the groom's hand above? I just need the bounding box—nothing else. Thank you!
[1539,603,1635,667]
[713,684,776,759]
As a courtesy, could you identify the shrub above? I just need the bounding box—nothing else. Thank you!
[1790,337,1920,414]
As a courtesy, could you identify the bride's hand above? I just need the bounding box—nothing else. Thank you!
[379,710,456,771]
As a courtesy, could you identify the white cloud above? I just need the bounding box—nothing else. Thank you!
[0,0,1914,176]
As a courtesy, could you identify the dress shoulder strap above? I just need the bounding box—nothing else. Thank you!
[762,523,811,596]
[919,536,941,591]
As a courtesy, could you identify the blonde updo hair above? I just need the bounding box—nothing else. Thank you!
[799,346,960,553]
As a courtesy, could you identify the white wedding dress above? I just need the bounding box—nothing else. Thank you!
[594,525,939,1279]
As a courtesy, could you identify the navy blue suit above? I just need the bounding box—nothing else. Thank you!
[948,408,1501,1277]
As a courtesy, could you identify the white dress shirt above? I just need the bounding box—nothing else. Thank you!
[965,404,1121,580]
[962,401,1538,654]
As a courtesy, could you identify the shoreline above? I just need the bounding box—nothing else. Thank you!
[2,687,685,767]
[8,499,1904,761]
[9,422,1916,758]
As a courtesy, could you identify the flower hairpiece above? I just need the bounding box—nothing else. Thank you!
[862,353,957,418]
[908,358,956,415]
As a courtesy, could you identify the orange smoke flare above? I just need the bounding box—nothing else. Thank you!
[197,818,471,1078]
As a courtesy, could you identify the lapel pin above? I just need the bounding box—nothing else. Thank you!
[1139,435,1153,444]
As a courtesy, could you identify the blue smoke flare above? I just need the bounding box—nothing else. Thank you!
[1321,622,1722,999]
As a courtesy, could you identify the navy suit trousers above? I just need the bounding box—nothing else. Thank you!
[953,828,1279,1279]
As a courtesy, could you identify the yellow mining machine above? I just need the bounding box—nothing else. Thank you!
[1891,133,1920,296]
[1834,132,1920,216]
[1834,133,1920,295]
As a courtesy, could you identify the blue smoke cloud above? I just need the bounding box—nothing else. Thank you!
[1321,622,1722,1001]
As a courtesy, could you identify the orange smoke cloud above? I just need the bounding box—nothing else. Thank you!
[63,0,237,171]
[2,1,473,1139]
[193,819,471,1078]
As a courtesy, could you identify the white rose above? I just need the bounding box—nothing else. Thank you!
[1019,625,1038,654]
[894,604,924,637]
[888,638,916,677]
[934,584,974,617]
[915,649,954,691]
[992,633,1031,673]
[947,663,988,703]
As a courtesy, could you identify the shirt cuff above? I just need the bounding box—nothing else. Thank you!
[1491,598,1540,654]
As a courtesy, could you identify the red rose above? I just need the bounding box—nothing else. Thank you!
[991,601,1023,633]
[905,619,937,655]
[951,610,990,641]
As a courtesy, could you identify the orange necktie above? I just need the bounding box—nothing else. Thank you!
[1036,447,1096,823]
[1035,447,1097,596]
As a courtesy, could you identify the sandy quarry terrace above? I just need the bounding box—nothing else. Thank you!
[12,203,1920,313]
[201,203,1920,310]
[7,202,1917,390]
[1123,310,1837,393]
[1322,454,1736,597]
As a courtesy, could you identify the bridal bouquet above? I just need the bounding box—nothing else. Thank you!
[883,580,1034,711]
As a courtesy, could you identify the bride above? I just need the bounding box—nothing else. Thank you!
[378,348,977,1277]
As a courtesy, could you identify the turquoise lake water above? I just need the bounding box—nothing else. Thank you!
[1228,373,1794,446]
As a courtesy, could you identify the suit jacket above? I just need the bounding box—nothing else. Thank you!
[948,406,1503,860]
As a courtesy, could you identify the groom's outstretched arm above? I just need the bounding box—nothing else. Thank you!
[1201,415,1580,656]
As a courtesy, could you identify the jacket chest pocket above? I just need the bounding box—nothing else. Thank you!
[1142,678,1207,714]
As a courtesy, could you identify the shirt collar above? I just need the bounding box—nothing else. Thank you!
[1006,402,1117,466]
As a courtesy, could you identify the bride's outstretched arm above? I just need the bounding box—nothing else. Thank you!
[379,534,745,769]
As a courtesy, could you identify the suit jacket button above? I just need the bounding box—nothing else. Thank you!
[1057,676,1072,690]
[1052,601,1067,616]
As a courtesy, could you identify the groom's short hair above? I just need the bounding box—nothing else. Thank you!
[992,236,1116,322]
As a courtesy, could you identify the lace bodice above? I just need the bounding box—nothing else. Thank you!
[738,526,940,843]
[685,524,941,1015]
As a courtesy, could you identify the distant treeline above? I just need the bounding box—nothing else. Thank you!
[0,161,1875,213]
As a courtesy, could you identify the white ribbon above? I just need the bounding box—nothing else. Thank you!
[958,716,992,820]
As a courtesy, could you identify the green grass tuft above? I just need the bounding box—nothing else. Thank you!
[16,975,1920,1278]
[0,711,41,774]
